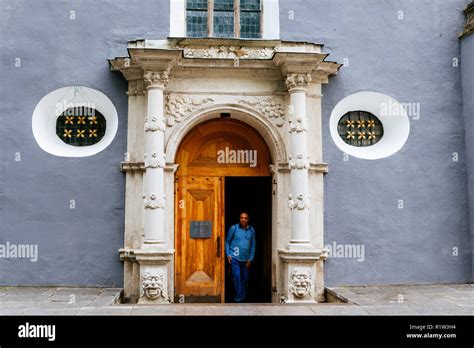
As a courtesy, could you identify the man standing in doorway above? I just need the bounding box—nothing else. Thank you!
[225,212,256,303]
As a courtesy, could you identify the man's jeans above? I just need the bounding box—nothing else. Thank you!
[230,257,249,303]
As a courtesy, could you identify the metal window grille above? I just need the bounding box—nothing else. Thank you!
[337,111,384,147]
[56,108,106,146]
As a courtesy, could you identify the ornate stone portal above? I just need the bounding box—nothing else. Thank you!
[111,38,340,304]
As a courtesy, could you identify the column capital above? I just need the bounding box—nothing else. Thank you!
[285,73,312,91]
[144,70,170,89]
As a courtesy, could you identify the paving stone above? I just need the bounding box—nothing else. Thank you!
[346,297,384,306]
[90,298,116,306]
[184,304,262,316]
[445,284,474,290]
[94,291,121,299]
[415,308,468,315]
[0,293,54,301]
[361,306,422,315]
[78,306,133,315]
[0,301,55,309]
[0,309,27,315]
[310,305,368,316]
[131,305,186,316]
[3,301,91,310]
[53,287,104,295]
[383,285,445,293]
[412,304,467,314]
[1,287,54,295]
[25,308,80,316]
[455,305,474,314]
[447,295,474,302]
[101,288,123,292]
[446,298,474,305]
[254,305,316,316]
[46,301,96,308]
[49,294,100,303]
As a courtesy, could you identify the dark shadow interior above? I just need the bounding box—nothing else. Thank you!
[224,176,272,303]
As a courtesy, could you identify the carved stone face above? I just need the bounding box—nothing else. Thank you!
[291,271,312,298]
[142,273,164,300]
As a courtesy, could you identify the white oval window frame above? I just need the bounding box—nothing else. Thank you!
[329,91,410,160]
[32,86,118,157]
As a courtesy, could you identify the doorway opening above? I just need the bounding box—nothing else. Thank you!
[224,176,272,303]
[174,117,273,303]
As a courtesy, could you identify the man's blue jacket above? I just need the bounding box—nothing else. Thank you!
[225,224,256,262]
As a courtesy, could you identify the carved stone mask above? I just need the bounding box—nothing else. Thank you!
[142,272,164,300]
[291,271,312,298]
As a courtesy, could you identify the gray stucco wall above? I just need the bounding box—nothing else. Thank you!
[0,0,471,288]
[461,31,474,281]
[0,0,170,286]
[280,0,472,286]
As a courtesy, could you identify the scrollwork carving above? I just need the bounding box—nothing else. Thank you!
[182,46,274,60]
[165,95,214,126]
[238,97,285,127]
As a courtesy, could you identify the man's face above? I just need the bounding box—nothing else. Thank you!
[240,214,249,227]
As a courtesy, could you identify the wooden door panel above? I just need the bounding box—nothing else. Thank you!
[175,176,224,300]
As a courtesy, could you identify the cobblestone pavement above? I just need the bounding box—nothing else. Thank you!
[0,284,472,315]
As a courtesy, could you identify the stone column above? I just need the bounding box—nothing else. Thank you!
[278,73,323,304]
[143,71,168,246]
[287,73,312,247]
[135,70,173,304]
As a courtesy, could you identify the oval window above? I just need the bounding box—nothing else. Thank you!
[32,86,118,157]
[337,111,383,147]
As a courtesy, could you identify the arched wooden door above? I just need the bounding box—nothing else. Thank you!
[174,118,271,303]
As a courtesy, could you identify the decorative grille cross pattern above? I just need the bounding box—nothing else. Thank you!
[337,111,384,147]
[56,108,106,146]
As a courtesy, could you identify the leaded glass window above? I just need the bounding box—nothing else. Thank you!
[185,0,261,38]
[214,0,234,38]
[187,0,208,37]
[337,111,383,147]
[240,0,261,38]
[56,108,106,146]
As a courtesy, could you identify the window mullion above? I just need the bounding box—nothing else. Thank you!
[234,0,240,38]
[208,0,214,37]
